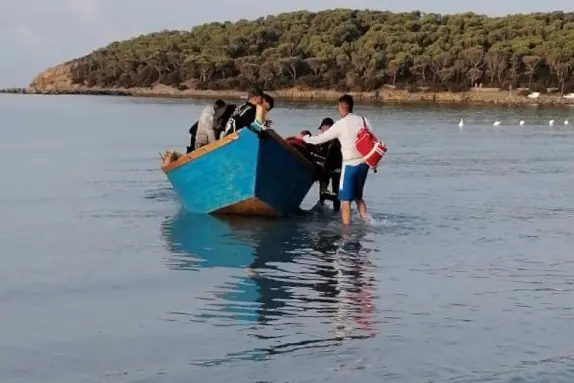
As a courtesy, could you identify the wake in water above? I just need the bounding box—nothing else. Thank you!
[297,202,426,237]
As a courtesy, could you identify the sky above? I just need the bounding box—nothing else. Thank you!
[1,0,573,87]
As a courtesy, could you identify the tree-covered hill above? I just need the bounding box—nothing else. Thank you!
[36,9,574,94]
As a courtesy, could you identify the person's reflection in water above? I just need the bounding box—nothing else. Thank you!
[334,226,377,338]
[161,210,378,362]
[245,221,343,326]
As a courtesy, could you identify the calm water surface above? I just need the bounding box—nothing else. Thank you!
[1,94,574,383]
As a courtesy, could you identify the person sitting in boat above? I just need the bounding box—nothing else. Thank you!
[316,118,342,212]
[196,99,227,149]
[187,99,227,153]
[221,87,264,137]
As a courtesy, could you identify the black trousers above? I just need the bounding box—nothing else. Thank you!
[319,172,341,212]
[187,122,198,154]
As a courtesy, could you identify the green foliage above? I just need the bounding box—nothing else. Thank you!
[69,9,574,93]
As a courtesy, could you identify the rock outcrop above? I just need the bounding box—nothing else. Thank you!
[28,62,75,92]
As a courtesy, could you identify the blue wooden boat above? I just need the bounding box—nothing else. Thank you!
[161,127,317,216]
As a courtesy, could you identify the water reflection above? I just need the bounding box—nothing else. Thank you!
[160,211,379,361]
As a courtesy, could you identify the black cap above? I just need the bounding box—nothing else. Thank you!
[318,117,334,129]
[263,93,274,110]
[247,87,264,98]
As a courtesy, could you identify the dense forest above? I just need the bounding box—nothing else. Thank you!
[67,9,574,94]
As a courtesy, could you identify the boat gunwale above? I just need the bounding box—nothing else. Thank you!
[161,128,317,176]
[161,131,240,173]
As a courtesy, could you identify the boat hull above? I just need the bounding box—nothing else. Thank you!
[161,128,317,216]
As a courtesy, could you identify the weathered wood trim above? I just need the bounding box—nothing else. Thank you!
[161,132,240,173]
[212,197,278,216]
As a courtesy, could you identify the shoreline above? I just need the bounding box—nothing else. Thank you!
[2,85,574,107]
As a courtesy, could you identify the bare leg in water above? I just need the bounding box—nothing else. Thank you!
[341,201,352,225]
[356,199,368,223]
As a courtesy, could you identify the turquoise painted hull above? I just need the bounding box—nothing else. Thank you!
[161,128,316,216]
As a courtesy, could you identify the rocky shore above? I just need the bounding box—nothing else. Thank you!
[0,87,132,96]
[2,63,574,107]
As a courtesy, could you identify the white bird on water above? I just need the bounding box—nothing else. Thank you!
[493,121,501,126]
[519,120,525,126]
[565,120,569,126]
[458,118,464,128]
[549,119,555,127]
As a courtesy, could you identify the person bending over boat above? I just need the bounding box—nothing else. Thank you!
[222,87,264,137]
[316,118,342,212]
[301,95,371,225]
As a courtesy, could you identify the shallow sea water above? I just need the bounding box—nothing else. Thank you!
[1,94,574,382]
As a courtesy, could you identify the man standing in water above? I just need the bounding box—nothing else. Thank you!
[301,95,371,225]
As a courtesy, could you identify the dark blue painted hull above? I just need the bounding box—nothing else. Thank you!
[161,128,316,216]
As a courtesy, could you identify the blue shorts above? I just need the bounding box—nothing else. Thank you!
[338,163,369,201]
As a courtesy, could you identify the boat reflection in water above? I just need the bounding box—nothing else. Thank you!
[160,209,379,362]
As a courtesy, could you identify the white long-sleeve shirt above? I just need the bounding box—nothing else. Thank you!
[302,113,371,166]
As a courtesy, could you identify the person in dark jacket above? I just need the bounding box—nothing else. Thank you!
[213,102,236,138]
[222,87,264,137]
[316,118,342,212]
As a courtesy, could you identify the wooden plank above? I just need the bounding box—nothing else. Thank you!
[161,132,240,173]
[212,197,278,216]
